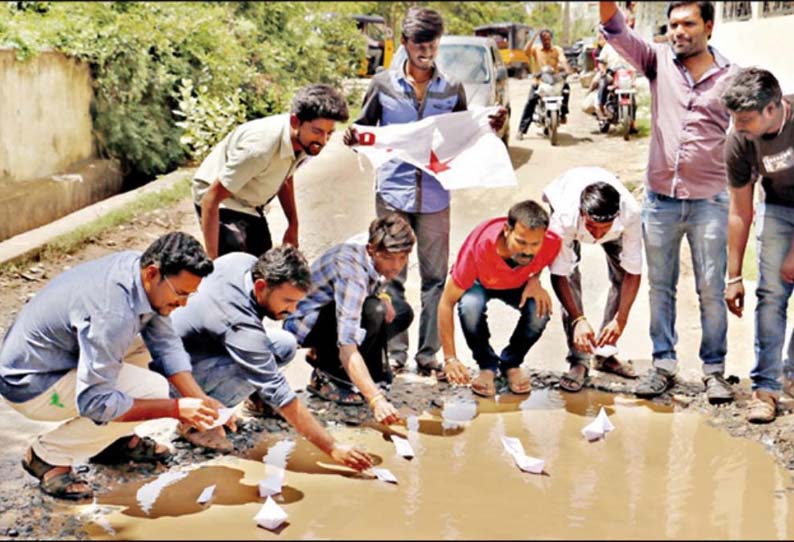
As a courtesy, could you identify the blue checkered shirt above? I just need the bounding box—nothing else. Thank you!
[284,243,382,347]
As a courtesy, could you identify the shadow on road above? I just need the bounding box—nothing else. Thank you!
[507,146,533,169]
[554,132,595,147]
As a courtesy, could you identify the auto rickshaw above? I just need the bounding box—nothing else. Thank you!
[473,22,533,78]
[353,14,394,77]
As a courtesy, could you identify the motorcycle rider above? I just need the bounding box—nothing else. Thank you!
[517,28,573,140]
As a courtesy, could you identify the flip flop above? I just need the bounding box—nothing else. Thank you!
[471,370,497,398]
[593,355,637,379]
[90,435,171,465]
[505,367,531,395]
[559,363,589,393]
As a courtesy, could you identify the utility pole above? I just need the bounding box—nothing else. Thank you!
[561,1,571,44]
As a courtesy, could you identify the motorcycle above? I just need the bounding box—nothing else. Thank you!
[597,64,637,140]
[534,66,569,146]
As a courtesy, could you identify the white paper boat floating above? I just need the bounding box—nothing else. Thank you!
[581,407,616,441]
[254,497,288,531]
[196,484,215,504]
[501,436,545,474]
[390,434,415,458]
[258,469,285,498]
[372,467,398,484]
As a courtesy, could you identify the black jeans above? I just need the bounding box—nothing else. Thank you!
[302,291,413,386]
[518,81,571,134]
[195,205,272,258]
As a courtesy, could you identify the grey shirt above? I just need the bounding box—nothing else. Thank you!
[0,252,191,423]
[726,100,794,208]
[170,252,296,408]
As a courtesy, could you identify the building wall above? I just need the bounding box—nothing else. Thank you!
[711,2,794,94]
[0,49,95,182]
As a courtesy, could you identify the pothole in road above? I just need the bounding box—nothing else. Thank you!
[86,389,794,540]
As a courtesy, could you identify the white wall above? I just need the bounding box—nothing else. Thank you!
[711,3,794,94]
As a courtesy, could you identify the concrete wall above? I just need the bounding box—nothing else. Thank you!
[711,3,794,95]
[0,49,95,181]
[0,48,122,241]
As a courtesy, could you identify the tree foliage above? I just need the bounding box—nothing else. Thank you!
[2,1,365,183]
[2,1,556,184]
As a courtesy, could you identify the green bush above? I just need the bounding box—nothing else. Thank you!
[2,1,365,181]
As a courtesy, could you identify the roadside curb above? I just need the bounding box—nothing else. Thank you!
[0,167,196,268]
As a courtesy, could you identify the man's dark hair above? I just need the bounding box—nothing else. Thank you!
[252,245,312,291]
[368,213,416,253]
[401,7,444,43]
[666,1,714,25]
[722,67,783,113]
[141,232,213,278]
[580,182,621,223]
[507,200,549,230]
[291,84,349,124]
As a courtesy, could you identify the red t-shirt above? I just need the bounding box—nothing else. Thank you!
[451,217,562,291]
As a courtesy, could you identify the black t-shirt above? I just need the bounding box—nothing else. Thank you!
[725,100,794,208]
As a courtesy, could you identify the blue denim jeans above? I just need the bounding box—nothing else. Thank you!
[457,281,549,373]
[182,328,297,407]
[751,203,794,392]
[642,190,728,374]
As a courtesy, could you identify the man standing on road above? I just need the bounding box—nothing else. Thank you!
[0,233,221,500]
[170,246,372,469]
[723,68,794,423]
[599,1,738,404]
[438,201,561,397]
[344,7,506,376]
[516,28,573,139]
[193,84,349,259]
[284,214,415,426]
[543,167,642,392]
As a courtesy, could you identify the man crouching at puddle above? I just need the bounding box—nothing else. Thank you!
[439,201,562,396]
[284,214,415,426]
[0,232,222,501]
[170,246,372,471]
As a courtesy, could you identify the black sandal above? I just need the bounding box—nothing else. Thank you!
[22,447,93,501]
[559,363,589,393]
[306,369,365,406]
[90,435,171,465]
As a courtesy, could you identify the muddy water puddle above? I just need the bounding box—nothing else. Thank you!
[85,389,794,539]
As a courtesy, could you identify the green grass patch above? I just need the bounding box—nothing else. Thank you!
[0,176,191,276]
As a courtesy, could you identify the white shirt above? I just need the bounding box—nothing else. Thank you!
[542,166,643,276]
[192,114,305,216]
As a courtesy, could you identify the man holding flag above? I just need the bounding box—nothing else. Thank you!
[344,6,506,376]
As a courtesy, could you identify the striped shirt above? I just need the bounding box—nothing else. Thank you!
[284,243,382,347]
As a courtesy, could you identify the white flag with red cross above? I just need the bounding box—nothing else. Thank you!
[351,106,517,191]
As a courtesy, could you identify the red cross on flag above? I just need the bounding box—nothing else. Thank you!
[352,107,517,191]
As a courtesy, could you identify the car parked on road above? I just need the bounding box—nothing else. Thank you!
[391,35,512,145]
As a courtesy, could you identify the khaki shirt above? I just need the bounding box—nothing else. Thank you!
[192,114,305,216]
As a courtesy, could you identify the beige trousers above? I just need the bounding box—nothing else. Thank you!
[5,346,169,466]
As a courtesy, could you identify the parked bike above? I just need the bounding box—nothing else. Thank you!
[597,64,637,141]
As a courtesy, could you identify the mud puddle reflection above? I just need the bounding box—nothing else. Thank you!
[85,389,794,539]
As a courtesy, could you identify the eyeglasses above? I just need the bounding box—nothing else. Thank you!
[163,275,195,300]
